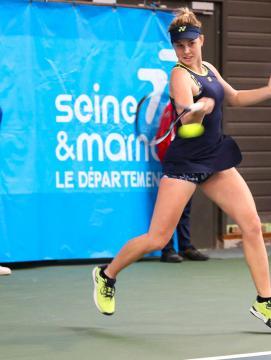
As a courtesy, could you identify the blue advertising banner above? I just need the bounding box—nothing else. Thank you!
[0,1,177,262]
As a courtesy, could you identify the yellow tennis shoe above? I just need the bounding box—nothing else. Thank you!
[92,266,115,315]
[250,299,271,328]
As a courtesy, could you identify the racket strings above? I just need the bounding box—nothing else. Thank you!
[135,92,196,146]
[151,109,186,145]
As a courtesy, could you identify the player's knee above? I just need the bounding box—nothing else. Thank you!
[147,231,172,252]
[243,215,262,236]
[150,240,165,252]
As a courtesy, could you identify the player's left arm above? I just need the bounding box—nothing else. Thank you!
[203,61,271,107]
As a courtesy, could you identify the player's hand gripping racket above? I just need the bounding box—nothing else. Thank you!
[135,92,205,146]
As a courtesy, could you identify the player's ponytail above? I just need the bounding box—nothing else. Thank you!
[169,7,202,31]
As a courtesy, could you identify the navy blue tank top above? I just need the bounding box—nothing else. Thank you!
[163,63,242,174]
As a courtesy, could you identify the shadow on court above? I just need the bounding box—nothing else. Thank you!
[1,253,270,360]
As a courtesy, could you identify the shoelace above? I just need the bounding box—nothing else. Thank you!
[101,282,115,299]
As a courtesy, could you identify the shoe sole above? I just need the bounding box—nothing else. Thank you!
[92,267,114,316]
[250,306,271,328]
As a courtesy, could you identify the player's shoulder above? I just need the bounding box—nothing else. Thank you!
[171,63,191,79]
[203,61,220,76]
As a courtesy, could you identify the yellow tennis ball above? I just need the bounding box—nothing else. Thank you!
[178,123,205,139]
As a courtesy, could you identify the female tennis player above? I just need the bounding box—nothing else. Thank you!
[92,8,271,327]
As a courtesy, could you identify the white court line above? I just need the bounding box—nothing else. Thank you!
[186,351,271,360]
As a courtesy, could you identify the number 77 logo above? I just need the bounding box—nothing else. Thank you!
[137,68,168,125]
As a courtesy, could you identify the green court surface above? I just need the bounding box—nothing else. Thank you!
[1,254,270,360]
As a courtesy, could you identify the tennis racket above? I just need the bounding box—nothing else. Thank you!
[135,91,204,146]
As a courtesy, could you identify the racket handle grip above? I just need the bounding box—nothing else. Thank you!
[189,102,204,113]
